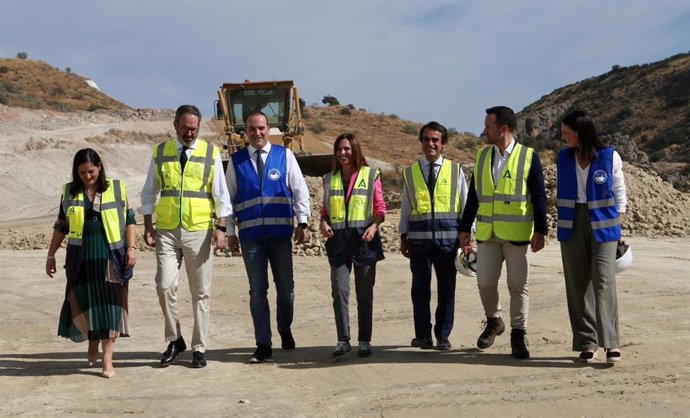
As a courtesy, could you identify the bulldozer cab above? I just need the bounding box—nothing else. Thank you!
[215,80,304,154]
[225,84,290,134]
[215,80,331,176]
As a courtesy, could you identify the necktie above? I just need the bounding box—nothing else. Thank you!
[255,150,264,182]
[427,163,437,196]
[180,146,189,172]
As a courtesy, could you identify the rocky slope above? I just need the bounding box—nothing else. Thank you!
[515,52,690,191]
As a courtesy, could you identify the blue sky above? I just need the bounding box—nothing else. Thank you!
[2,0,689,134]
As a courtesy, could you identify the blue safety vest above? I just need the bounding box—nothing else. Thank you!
[557,146,621,243]
[231,145,294,240]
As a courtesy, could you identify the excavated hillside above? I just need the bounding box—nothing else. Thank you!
[516,52,690,191]
[1,56,689,252]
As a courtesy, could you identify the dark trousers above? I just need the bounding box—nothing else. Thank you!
[409,249,457,340]
[240,237,294,347]
[330,261,376,343]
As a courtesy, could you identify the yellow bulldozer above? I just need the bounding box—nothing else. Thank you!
[214,80,331,176]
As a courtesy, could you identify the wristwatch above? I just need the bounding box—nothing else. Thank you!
[215,225,227,233]
[297,223,308,229]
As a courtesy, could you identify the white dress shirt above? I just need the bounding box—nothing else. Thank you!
[225,142,311,236]
[492,138,516,186]
[139,138,233,218]
[399,155,468,234]
[575,150,627,213]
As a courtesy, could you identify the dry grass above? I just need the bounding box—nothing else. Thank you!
[301,105,479,170]
[0,58,129,112]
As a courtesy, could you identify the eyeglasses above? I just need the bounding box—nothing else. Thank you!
[179,127,199,134]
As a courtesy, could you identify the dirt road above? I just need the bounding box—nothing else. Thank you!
[1,237,689,417]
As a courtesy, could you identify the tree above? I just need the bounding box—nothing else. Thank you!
[16,52,28,60]
[322,95,339,106]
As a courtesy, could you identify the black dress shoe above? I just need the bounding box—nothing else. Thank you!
[192,351,207,368]
[279,330,296,350]
[436,337,452,351]
[161,337,186,367]
[410,337,434,349]
[248,344,272,364]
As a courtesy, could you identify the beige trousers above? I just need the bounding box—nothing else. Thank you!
[155,228,213,353]
[476,236,530,330]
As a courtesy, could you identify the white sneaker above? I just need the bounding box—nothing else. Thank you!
[606,349,622,363]
[577,350,598,363]
[333,341,351,356]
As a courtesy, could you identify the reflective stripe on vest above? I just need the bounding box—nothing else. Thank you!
[231,145,294,240]
[556,146,621,243]
[153,139,217,231]
[63,178,126,250]
[474,143,535,241]
[324,166,377,230]
[403,159,461,249]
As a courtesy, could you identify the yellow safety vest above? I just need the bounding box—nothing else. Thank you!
[474,143,534,241]
[324,166,378,230]
[153,139,218,231]
[402,159,461,247]
[62,178,126,249]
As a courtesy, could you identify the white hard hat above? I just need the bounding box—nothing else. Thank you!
[615,242,633,273]
[456,249,478,277]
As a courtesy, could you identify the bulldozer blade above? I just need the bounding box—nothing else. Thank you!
[295,154,332,177]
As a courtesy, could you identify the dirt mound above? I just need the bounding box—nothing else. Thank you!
[542,163,690,238]
[1,104,688,252]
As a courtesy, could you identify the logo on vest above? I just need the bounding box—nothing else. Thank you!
[358,179,367,188]
[593,170,608,184]
[503,170,512,179]
[267,168,281,181]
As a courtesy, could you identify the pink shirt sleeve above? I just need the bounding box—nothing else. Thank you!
[320,177,329,221]
[372,177,386,220]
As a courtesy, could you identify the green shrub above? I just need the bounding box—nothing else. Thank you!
[339,107,351,116]
[401,124,417,135]
[347,103,355,110]
[51,87,65,97]
[16,52,28,59]
[310,121,326,134]
[87,104,106,112]
[322,95,339,106]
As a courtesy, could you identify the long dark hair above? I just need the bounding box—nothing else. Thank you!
[331,133,368,174]
[69,148,108,196]
[562,110,605,163]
